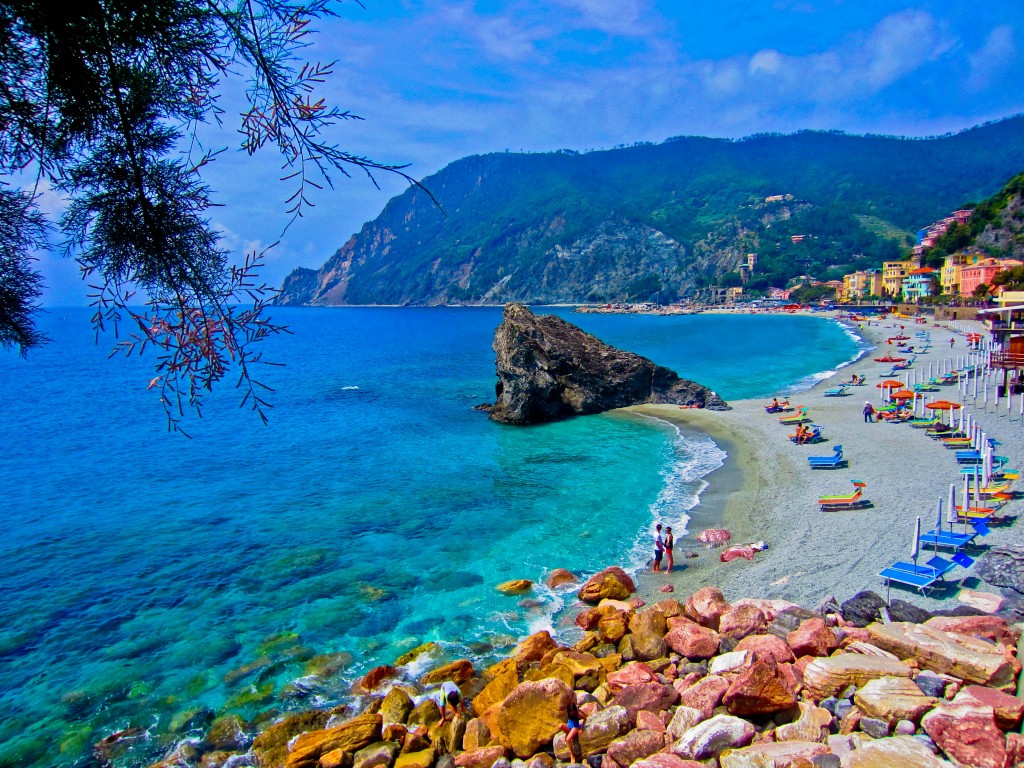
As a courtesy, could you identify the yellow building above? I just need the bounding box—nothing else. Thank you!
[842,270,884,301]
[882,261,911,298]
[941,252,986,296]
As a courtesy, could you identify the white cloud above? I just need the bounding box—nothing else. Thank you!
[549,0,655,36]
[968,25,1015,90]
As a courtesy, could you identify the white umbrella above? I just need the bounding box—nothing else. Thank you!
[910,516,921,569]
[983,444,993,486]
[947,484,958,527]
[974,464,982,509]
[963,472,971,516]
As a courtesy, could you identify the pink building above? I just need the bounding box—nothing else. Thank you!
[960,259,1024,296]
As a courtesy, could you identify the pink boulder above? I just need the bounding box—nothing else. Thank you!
[632,755,704,768]
[606,729,666,766]
[664,619,720,660]
[734,634,795,665]
[676,675,730,719]
[683,587,730,630]
[611,682,680,724]
[574,608,601,631]
[718,604,767,640]
[635,710,666,732]
[954,685,1024,730]
[607,662,657,693]
[924,615,1021,646]
[922,702,1009,768]
[786,618,839,658]
[722,659,798,716]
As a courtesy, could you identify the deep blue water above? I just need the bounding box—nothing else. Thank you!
[0,307,860,767]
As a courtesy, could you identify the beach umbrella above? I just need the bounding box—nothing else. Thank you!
[890,389,915,401]
[926,400,961,411]
[696,528,731,547]
[910,516,921,568]
[963,472,971,517]
[878,380,904,389]
[947,484,958,528]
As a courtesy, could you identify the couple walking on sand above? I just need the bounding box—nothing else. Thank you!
[652,523,674,572]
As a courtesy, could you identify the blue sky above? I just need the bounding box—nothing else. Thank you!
[36,0,1024,304]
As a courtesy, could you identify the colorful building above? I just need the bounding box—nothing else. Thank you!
[902,267,938,301]
[841,269,883,302]
[882,261,911,298]
[960,259,1024,297]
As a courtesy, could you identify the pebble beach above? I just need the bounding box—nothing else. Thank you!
[631,314,1021,613]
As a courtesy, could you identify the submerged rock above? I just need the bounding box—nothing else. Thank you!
[488,303,727,425]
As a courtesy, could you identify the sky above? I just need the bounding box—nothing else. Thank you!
[34,0,1024,304]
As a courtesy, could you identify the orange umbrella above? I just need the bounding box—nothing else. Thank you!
[877,380,904,389]
[890,389,915,400]
[926,400,962,411]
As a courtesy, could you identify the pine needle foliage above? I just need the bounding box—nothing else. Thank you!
[0,0,421,433]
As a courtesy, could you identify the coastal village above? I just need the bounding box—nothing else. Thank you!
[578,199,1024,317]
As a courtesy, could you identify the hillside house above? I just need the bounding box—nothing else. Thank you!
[960,258,1024,297]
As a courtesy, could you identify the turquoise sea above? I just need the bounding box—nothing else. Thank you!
[0,307,862,768]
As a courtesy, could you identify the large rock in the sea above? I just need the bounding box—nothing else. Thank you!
[578,567,636,604]
[488,303,727,424]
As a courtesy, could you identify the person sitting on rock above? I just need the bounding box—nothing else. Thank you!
[439,681,467,722]
[558,698,586,763]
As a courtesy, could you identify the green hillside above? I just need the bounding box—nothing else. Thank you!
[278,116,1024,306]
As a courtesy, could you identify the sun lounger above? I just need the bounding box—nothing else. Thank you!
[778,409,810,425]
[879,566,939,595]
[954,505,996,520]
[920,528,976,551]
[888,555,959,581]
[790,424,824,444]
[808,445,845,469]
[823,385,849,397]
[907,417,940,428]
[819,481,867,511]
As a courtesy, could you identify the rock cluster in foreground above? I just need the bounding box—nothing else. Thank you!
[488,304,728,425]
[141,565,1024,768]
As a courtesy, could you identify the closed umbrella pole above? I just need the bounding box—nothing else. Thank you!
[947,483,958,530]
[911,516,921,570]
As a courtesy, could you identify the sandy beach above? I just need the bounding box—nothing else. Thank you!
[629,314,1020,611]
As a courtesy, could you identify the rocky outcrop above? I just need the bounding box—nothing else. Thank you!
[976,545,1024,595]
[149,575,1024,768]
[488,303,727,425]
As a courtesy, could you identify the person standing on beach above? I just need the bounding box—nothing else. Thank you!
[863,401,875,423]
[652,524,664,572]
[664,527,674,572]
[950,337,955,348]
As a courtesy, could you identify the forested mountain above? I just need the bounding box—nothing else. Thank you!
[277,116,1024,306]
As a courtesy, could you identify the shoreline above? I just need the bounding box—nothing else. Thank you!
[626,312,1017,612]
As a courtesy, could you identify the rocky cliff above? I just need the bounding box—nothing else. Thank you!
[276,118,1024,306]
[488,304,728,425]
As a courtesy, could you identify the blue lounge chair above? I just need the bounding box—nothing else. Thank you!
[808,445,846,469]
[823,385,849,397]
[920,528,976,551]
[888,555,961,581]
[879,566,939,595]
